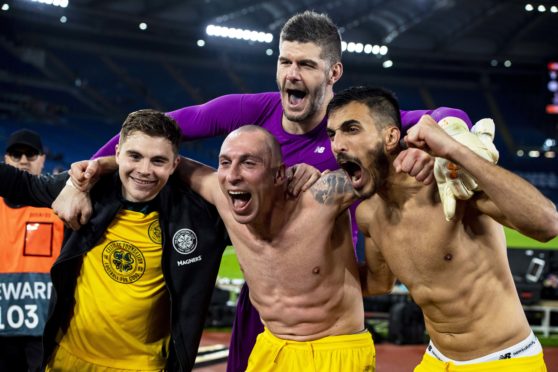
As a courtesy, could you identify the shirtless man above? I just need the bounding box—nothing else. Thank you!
[177,125,378,371]
[326,85,558,371]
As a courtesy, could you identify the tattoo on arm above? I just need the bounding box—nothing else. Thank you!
[310,172,354,205]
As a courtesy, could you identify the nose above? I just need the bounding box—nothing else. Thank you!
[138,159,152,174]
[18,154,31,164]
[286,64,301,81]
[330,135,347,155]
[226,164,242,184]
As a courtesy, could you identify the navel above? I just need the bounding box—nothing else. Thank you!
[444,253,453,261]
[312,266,320,275]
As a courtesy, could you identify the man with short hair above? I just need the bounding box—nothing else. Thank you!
[176,125,376,371]
[0,111,228,371]
[326,86,558,371]
[56,11,473,371]
[0,129,63,372]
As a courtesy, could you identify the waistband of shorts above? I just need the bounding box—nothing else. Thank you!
[425,331,542,365]
[260,327,373,350]
[420,352,545,370]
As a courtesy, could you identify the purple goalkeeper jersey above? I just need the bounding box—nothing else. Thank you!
[94,92,470,170]
[93,92,472,372]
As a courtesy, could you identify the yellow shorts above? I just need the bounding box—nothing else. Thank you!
[46,344,165,372]
[414,352,547,372]
[246,327,375,372]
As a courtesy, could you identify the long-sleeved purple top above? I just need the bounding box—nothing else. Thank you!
[94,92,472,171]
[93,92,472,372]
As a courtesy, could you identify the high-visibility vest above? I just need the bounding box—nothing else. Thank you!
[0,197,64,336]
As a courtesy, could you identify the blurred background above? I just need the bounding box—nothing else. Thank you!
[1,0,558,369]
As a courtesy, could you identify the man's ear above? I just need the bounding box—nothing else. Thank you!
[328,62,343,85]
[169,155,180,175]
[384,126,401,152]
[115,143,121,165]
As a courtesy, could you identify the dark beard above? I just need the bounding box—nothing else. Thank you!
[363,142,390,198]
[278,80,326,123]
[284,107,313,123]
[336,141,390,199]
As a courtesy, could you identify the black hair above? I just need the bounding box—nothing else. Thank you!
[327,86,401,130]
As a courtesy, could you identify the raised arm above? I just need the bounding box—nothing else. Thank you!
[405,115,558,242]
[52,157,117,230]
[401,106,472,132]
[176,156,221,205]
[459,150,558,242]
[399,107,474,220]
[0,163,66,207]
[93,93,276,158]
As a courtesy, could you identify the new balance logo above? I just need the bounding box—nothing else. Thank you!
[499,353,511,360]
[314,146,325,154]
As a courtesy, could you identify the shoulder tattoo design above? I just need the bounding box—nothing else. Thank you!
[310,171,353,205]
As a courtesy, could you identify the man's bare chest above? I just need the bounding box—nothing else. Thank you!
[369,204,461,279]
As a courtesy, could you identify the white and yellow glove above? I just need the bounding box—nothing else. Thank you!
[434,117,499,221]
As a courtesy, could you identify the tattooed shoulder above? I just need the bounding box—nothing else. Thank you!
[310,171,353,205]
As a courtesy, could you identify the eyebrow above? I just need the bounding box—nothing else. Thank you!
[330,119,361,131]
[151,155,170,162]
[126,150,170,161]
[245,154,265,162]
[299,58,318,66]
[278,56,318,66]
[340,119,360,128]
[219,154,264,162]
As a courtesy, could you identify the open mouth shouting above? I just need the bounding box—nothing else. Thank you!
[337,155,366,191]
[286,88,307,109]
[228,190,252,213]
